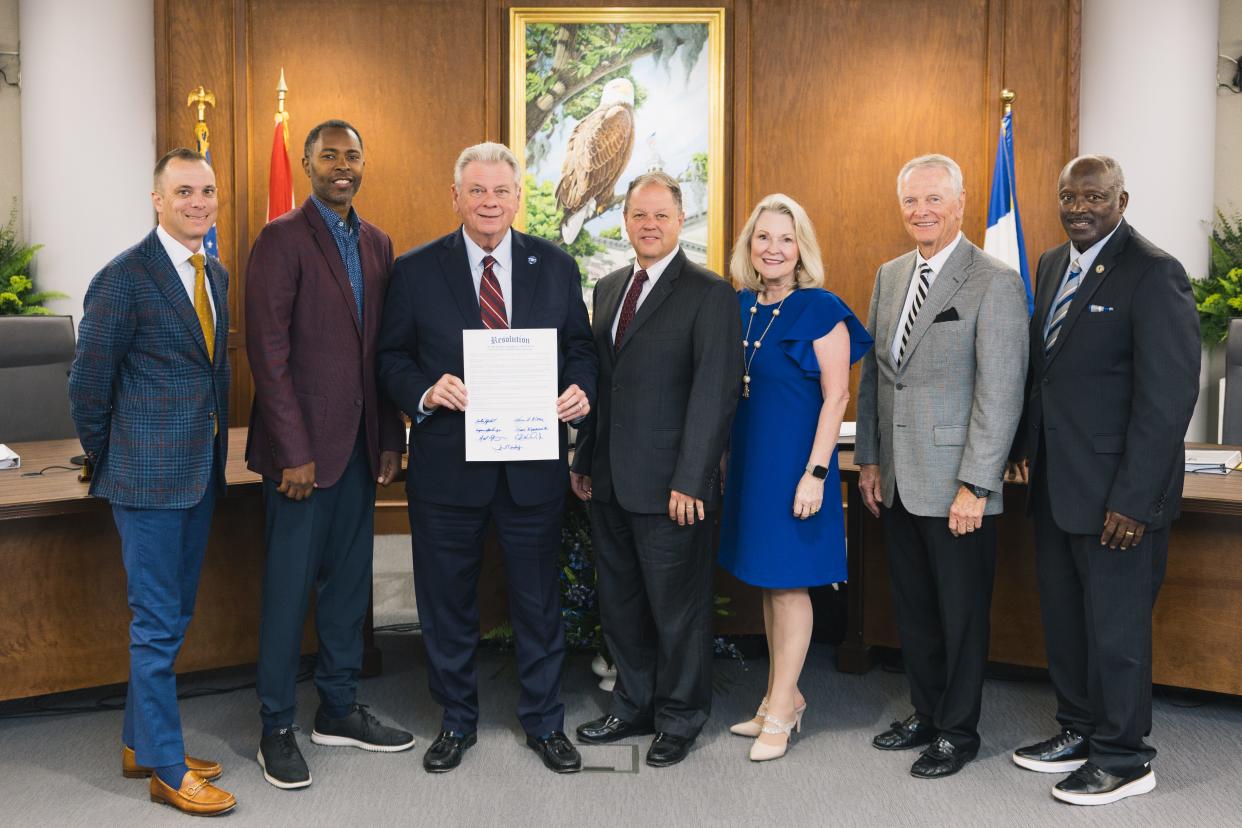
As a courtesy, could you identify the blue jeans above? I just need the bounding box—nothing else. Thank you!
[112,465,218,768]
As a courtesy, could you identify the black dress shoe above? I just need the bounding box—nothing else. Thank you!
[910,736,977,779]
[575,714,655,744]
[645,732,693,767]
[1012,728,1088,773]
[526,731,582,774]
[1052,762,1156,806]
[422,730,477,773]
[872,713,937,751]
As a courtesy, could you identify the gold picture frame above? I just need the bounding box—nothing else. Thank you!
[508,7,727,290]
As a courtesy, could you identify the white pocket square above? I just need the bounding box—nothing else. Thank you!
[1088,304,1114,313]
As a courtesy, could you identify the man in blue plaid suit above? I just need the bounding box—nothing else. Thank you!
[69,148,236,816]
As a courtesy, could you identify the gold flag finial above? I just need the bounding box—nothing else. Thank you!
[1001,88,1015,116]
[276,68,288,115]
[186,85,216,124]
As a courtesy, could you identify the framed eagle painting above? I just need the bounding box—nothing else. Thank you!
[508,7,726,303]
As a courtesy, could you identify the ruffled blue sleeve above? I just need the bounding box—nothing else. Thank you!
[779,289,873,378]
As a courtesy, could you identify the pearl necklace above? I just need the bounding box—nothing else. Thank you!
[741,288,793,398]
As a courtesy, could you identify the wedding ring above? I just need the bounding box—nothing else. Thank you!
[1124,530,1135,536]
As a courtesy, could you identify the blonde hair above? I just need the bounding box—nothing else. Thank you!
[729,194,825,292]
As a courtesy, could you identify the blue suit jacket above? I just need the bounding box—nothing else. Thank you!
[69,228,230,509]
[377,227,596,508]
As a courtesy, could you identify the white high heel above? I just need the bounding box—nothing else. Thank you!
[729,696,769,737]
[748,707,804,762]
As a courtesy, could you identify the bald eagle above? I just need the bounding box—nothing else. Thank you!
[556,78,636,244]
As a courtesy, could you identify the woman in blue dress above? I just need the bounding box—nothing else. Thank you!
[718,194,872,762]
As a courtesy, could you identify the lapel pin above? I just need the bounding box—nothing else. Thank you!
[1095,264,1104,273]
[528,256,537,265]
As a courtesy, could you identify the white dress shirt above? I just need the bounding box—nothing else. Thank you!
[156,224,216,323]
[1040,222,1122,341]
[611,246,680,344]
[889,231,962,365]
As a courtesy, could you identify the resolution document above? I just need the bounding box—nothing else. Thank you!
[463,328,558,462]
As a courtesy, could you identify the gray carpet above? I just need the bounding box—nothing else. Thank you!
[2,538,1241,826]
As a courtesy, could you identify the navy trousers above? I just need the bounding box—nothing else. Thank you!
[1032,462,1167,776]
[256,433,375,729]
[408,474,565,737]
[113,463,219,768]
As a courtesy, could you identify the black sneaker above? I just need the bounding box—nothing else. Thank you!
[1012,728,1088,773]
[1052,762,1156,806]
[258,726,312,790]
[310,704,415,752]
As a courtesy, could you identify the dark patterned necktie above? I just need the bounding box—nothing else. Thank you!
[613,269,649,352]
[479,255,508,329]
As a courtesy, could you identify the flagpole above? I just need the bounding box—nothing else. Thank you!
[1001,88,1015,116]
[267,69,296,222]
[186,86,220,258]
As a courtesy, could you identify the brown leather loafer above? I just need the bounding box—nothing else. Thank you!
[149,771,236,816]
[123,745,222,781]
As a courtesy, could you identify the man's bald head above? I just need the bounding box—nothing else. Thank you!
[1058,155,1128,250]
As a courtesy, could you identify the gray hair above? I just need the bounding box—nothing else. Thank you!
[454,142,520,187]
[897,154,964,197]
[1061,154,1126,191]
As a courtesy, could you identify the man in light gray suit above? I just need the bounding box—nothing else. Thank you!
[856,154,1028,779]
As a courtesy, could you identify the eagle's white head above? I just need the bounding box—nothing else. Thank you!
[600,78,636,108]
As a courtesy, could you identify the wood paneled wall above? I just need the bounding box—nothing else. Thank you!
[156,0,1079,425]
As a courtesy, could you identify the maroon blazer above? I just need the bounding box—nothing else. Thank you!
[245,198,405,487]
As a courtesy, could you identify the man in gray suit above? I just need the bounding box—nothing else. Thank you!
[570,171,742,768]
[856,154,1028,778]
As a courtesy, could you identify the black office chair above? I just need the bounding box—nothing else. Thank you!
[1225,318,1242,445]
[0,315,78,442]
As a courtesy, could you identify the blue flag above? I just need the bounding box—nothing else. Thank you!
[194,121,220,260]
[984,111,1033,315]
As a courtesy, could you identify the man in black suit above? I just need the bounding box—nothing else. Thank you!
[571,172,742,767]
[1009,155,1199,806]
[378,142,597,775]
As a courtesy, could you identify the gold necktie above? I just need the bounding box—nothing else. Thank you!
[190,253,215,362]
[190,253,218,436]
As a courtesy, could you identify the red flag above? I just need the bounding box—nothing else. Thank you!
[267,112,294,222]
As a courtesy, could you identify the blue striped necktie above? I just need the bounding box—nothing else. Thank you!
[1043,258,1082,355]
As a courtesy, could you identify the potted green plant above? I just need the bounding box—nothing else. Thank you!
[1192,210,1242,345]
[1190,209,1242,441]
[0,207,64,316]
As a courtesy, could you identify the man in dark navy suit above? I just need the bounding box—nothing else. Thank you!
[69,148,235,815]
[1009,155,1199,806]
[378,142,597,774]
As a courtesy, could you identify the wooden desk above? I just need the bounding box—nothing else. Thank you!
[836,448,1242,695]
[0,429,315,701]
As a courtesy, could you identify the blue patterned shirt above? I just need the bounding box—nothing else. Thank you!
[311,195,363,323]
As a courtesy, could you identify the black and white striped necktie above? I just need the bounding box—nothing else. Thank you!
[898,263,932,364]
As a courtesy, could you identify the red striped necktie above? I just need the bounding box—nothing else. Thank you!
[479,254,508,329]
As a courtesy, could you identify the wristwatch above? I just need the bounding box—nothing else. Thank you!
[806,464,828,480]
[963,482,990,499]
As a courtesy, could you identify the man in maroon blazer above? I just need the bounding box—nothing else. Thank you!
[246,119,413,790]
